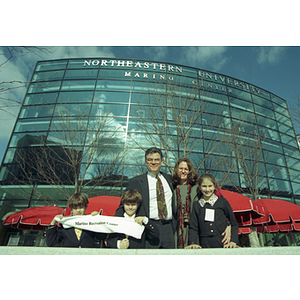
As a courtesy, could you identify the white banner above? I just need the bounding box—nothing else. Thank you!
[55,215,145,239]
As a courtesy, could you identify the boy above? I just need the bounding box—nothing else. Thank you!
[107,190,160,249]
[46,193,105,248]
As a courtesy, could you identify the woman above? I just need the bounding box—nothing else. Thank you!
[172,158,199,248]
[172,158,231,249]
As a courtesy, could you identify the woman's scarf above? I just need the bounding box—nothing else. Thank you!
[176,183,191,249]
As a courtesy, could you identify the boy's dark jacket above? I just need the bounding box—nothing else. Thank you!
[107,218,160,248]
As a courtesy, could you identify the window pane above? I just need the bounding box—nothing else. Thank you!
[271,94,287,107]
[20,105,54,118]
[273,103,289,116]
[91,103,128,117]
[280,134,297,147]
[57,91,94,103]
[229,88,252,101]
[230,98,254,112]
[54,103,91,116]
[275,112,293,126]
[291,182,300,196]
[61,80,96,90]
[28,81,61,93]
[278,123,294,135]
[254,104,275,118]
[24,93,58,105]
[32,70,64,82]
[230,107,256,123]
[15,118,51,132]
[3,149,17,163]
[50,117,89,131]
[36,60,67,71]
[93,91,130,104]
[256,115,278,129]
[68,59,94,69]
[96,80,132,91]
[64,69,98,80]
[9,132,47,147]
[252,95,273,109]
[205,101,229,115]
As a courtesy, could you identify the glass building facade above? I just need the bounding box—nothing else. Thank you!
[0,58,300,246]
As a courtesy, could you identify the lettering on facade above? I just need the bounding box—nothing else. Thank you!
[83,59,260,94]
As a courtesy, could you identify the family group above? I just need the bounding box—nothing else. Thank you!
[46,147,239,249]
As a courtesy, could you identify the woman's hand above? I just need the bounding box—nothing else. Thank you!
[223,242,238,248]
[185,244,202,249]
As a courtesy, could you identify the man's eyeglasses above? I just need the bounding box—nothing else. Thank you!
[146,158,161,163]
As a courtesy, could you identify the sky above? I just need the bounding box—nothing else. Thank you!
[1,45,300,164]
[1,2,300,166]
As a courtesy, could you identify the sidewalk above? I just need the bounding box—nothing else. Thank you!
[1,246,299,255]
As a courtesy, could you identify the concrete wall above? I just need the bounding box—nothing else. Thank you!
[1,246,299,255]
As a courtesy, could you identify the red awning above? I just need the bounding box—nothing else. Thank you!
[3,206,64,230]
[220,190,263,226]
[64,195,121,217]
[252,198,300,233]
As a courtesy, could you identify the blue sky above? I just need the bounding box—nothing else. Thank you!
[0,45,300,164]
[1,2,300,165]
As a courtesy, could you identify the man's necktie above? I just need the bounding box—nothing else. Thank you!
[156,174,167,219]
[75,228,82,240]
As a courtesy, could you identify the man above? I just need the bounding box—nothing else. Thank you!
[115,147,177,248]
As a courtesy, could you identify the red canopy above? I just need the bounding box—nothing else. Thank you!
[3,206,64,230]
[64,195,121,217]
[252,199,300,233]
[220,190,263,226]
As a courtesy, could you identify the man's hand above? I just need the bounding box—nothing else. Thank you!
[134,216,146,225]
[221,225,231,245]
[119,238,130,249]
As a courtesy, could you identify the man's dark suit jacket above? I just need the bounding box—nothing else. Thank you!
[115,172,177,232]
[46,226,103,248]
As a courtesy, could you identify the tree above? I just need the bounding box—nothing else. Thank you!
[126,76,229,174]
[290,95,300,136]
[218,119,293,247]
[3,104,126,205]
[0,46,53,115]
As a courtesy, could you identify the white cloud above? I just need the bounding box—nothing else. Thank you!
[257,46,285,64]
[47,46,116,60]
[0,48,31,141]
[143,46,168,62]
[0,46,117,162]
[182,46,228,71]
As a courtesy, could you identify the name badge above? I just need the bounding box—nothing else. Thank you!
[205,208,215,222]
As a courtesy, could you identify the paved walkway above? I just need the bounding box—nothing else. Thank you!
[1,246,299,255]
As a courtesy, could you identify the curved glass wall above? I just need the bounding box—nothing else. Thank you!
[0,58,300,217]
